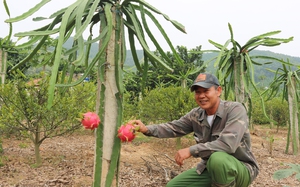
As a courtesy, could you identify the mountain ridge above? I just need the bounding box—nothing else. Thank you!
[62,39,300,84]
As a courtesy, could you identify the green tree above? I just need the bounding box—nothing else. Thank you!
[4,0,185,186]
[263,64,300,155]
[0,77,96,166]
[209,23,293,129]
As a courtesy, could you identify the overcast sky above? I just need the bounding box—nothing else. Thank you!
[1,0,299,58]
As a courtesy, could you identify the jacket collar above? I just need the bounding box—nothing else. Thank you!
[198,100,224,122]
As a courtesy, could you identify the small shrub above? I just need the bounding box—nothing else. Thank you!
[252,96,289,126]
[264,131,275,155]
[138,86,197,123]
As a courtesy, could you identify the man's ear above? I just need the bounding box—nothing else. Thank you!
[217,86,222,97]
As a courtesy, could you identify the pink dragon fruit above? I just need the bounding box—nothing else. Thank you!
[117,123,136,142]
[81,112,100,130]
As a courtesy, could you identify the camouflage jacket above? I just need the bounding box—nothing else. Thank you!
[144,100,259,183]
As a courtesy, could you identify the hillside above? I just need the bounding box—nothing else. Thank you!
[63,39,300,84]
[124,49,300,85]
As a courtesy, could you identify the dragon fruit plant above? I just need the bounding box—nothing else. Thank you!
[117,123,137,142]
[81,112,100,130]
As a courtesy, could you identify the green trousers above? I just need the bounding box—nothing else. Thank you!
[166,152,251,187]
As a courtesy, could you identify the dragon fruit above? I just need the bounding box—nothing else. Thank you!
[117,123,136,142]
[81,112,100,130]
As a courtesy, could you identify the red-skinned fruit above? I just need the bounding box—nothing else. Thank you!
[117,123,136,142]
[81,112,100,130]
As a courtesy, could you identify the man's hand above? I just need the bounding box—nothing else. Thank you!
[175,147,192,166]
[128,120,148,134]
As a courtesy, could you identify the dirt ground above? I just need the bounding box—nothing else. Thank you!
[0,125,300,187]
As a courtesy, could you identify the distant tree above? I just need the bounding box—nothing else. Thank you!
[6,47,30,80]
[258,75,267,89]
[165,45,204,88]
[10,36,72,80]
[125,45,204,94]
[1,37,61,81]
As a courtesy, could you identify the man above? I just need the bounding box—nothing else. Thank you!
[131,73,259,187]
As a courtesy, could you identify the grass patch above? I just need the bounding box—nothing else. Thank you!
[0,155,8,167]
[19,142,29,148]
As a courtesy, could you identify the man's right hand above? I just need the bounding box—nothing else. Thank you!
[128,120,148,134]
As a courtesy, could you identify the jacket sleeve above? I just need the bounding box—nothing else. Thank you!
[144,109,197,138]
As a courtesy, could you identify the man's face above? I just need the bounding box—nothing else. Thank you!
[194,86,222,115]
